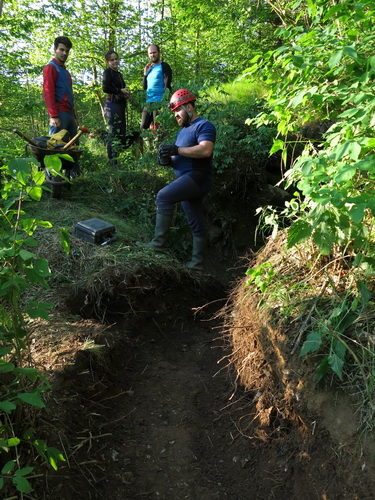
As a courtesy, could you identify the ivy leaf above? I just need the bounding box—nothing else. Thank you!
[19,249,35,261]
[27,185,43,201]
[334,165,357,184]
[334,140,361,161]
[354,155,375,173]
[33,259,51,277]
[44,154,62,172]
[290,90,306,107]
[23,237,38,247]
[269,139,284,155]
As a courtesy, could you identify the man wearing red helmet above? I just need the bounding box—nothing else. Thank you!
[141,89,216,271]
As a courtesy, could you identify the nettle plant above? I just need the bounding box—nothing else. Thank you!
[0,154,67,495]
[244,0,375,383]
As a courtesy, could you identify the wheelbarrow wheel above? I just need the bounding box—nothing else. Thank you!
[45,169,64,199]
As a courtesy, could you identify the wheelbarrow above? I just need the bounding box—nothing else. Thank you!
[14,127,88,199]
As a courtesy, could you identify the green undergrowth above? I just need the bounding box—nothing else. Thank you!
[244,230,375,432]
[25,167,188,289]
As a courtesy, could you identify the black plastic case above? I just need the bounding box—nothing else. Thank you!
[74,218,116,245]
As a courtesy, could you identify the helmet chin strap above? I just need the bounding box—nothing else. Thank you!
[181,104,193,126]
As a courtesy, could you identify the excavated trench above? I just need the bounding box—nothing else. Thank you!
[33,264,375,500]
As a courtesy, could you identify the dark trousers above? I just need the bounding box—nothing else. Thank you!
[156,173,211,237]
[140,106,159,129]
[104,101,126,159]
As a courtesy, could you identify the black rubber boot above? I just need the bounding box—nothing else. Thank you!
[186,236,206,272]
[138,213,172,253]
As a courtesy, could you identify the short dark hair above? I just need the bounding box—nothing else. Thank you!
[105,49,118,61]
[54,36,72,50]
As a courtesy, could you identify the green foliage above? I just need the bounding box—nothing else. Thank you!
[0,150,65,495]
[246,0,375,269]
[299,287,374,387]
[242,1,374,411]
[245,262,275,296]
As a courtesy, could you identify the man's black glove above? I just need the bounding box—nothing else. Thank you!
[159,143,179,157]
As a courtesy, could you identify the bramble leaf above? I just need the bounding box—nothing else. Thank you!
[287,220,312,248]
[300,331,322,357]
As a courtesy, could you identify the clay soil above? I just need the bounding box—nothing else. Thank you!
[26,263,375,500]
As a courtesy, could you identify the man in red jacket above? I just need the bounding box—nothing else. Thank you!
[43,36,80,174]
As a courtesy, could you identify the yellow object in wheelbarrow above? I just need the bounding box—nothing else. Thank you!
[46,129,71,149]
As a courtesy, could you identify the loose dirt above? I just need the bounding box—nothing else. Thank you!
[29,263,375,500]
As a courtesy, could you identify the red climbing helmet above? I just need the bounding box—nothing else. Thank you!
[169,89,196,112]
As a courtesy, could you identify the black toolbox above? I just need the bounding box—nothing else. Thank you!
[74,218,116,245]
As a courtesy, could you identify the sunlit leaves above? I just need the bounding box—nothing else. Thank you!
[328,50,343,68]
[60,227,71,255]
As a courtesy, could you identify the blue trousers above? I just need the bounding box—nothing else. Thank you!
[49,111,80,174]
[104,101,126,159]
[49,110,77,138]
[156,172,211,237]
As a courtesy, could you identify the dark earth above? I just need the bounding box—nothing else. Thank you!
[28,259,375,500]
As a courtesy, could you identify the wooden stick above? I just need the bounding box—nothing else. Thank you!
[13,129,40,148]
[62,129,83,150]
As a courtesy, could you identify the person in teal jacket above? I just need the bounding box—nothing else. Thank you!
[140,44,172,129]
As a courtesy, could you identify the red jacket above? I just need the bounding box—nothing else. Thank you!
[43,58,74,118]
